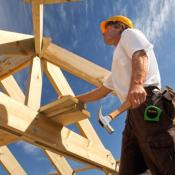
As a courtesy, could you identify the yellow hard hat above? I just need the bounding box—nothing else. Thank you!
[100,15,134,33]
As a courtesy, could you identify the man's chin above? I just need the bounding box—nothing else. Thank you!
[104,40,113,45]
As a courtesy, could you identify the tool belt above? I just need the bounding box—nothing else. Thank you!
[148,86,175,120]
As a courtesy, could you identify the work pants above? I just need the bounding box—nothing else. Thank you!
[119,87,175,175]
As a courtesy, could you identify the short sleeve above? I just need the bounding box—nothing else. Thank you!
[120,29,153,58]
[103,73,114,90]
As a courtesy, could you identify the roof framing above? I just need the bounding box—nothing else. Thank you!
[0,0,119,174]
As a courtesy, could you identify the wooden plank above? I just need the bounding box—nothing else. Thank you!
[0,129,18,146]
[45,105,76,117]
[0,69,74,175]
[39,95,77,113]
[51,110,89,125]
[41,42,115,169]
[0,38,35,56]
[42,60,105,147]
[40,96,89,125]
[73,165,95,173]
[0,30,33,44]
[25,0,80,4]
[0,92,117,172]
[45,151,74,175]
[0,146,27,175]
[32,2,43,54]
[0,75,25,104]
[25,57,43,111]
[43,61,74,96]
[0,75,24,145]
[42,43,110,87]
[0,55,32,80]
[104,170,119,175]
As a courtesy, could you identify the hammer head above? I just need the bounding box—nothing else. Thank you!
[98,106,114,134]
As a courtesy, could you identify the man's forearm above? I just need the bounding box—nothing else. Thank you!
[127,50,148,108]
[130,50,148,87]
[76,85,112,103]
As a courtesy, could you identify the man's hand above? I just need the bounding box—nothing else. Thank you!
[127,84,147,108]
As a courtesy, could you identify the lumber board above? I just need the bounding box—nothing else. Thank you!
[25,0,80,4]
[0,146,27,175]
[0,30,33,44]
[39,95,78,113]
[32,2,43,54]
[45,151,74,175]
[0,129,18,146]
[39,95,90,125]
[0,38,35,56]
[44,105,77,117]
[73,165,95,173]
[0,75,25,104]
[51,110,89,125]
[43,61,74,96]
[42,60,104,147]
[0,55,32,80]
[42,43,110,87]
[25,57,43,111]
[0,71,73,175]
[0,92,117,172]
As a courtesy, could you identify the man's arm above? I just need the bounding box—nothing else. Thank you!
[76,85,112,103]
[127,50,148,108]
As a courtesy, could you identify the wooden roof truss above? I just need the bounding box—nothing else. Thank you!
[0,0,118,174]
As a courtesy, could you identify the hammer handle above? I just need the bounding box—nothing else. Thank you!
[109,101,131,120]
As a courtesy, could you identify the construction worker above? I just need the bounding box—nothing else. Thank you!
[76,15,175,175]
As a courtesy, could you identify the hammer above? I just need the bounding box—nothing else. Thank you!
[98,101,131,134]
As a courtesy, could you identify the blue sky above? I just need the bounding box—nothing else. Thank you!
[0,0,175,174]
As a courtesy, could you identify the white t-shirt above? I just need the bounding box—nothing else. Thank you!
[103,28,161,102]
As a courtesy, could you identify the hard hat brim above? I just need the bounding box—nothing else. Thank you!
[100,16,134,34]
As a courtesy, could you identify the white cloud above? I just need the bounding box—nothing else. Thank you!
[59,5,67,19]
[100,94,119,112]
[135,0,175,43]
[15,141,40,156]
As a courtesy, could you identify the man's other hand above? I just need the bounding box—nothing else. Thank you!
[127,84,147,108]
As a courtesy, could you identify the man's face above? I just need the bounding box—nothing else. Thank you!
[102,25,121,46]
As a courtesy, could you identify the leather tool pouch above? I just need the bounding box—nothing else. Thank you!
[161,86,175,119]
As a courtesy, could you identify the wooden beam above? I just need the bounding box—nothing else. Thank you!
[45,151,74,175]
[32,2,43,55]
[0,30,33,44]
[0,55,32,80]
[40,95,78,113]
[0,92,117,172]
[104,170,119,175]
[25,0,80,4]
[39,95,90,125]
[73,165,95,173]
[0,75,25,104]
[25,56,43,111]
[0,146,27,175]
[43,61,74,96]
[0,38,35,56]
[43,61,105,147]
[42,43,110,87]
[0,71,74,175]
[0,75,24,145]
[0,129,18,146]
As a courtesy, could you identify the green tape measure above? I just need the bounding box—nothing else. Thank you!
[144,105,162,122]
